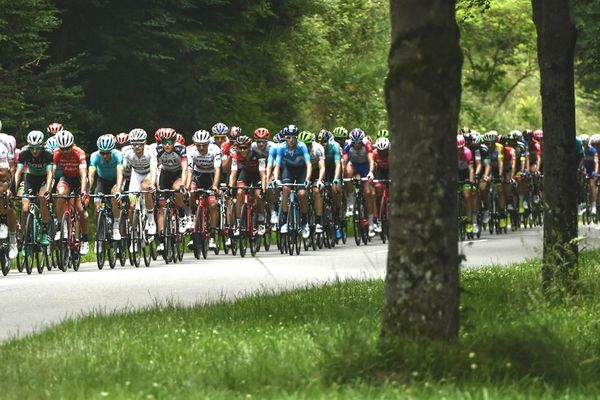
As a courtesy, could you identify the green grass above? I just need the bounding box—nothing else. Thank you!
[3,251,600,398]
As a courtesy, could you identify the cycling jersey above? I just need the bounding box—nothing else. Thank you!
[0,142,10,169]
[528,138,542,165]
[373,149,389,173]
[503,146,517,174]
[187,143,222,174]
[122,145,157,175]
[583,145,598,175]
[89,150,123,181]
[156,143,187,172]
[323,141,342,166]
[343,140,373,165]
[231,148,267,173]
[307,143,325,168]
[487,143,504,177]
[17,146,53,176]
[0,133,16,163]
[53,146,87,178]
[120,145,132,178]
[221,140,234,161]
[457,147,474,182]
[267,142,283,167]
[275,142,311,169]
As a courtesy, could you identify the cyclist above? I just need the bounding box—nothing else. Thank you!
[343,128,376,237]
[52,130,90,255]
[298,130,326,234]
[580,134,598,215]
[467,132,490,227]
[265,130,285,225]
[47,122,63,136]
[317,129,343,236]
[115,132,131,190]
[13,130,54,247]
[88,134,124,240]
[155,128,189,247]
[332,127,349,169]
[229,135,267,235]
[211,122,232,175]
[186,129,221,250]
[121,128,157,238]
[507,130,529,214]
[457,134,476,234]
[482,131,507,229]
[0,136,17,258]
[374,129,389,141]
[272,124,312,239]
[373,136,390,233]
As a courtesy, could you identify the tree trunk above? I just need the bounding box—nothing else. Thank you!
[531,0,579,295]
[382,0,462,341]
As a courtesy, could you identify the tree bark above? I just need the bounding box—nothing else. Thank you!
[531,0,579,294]
[382,0,462,341]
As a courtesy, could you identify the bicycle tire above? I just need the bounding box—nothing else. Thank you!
[118,210,128,267]
[23,213,35,275]
[0,246,8,276]
[96,210,106,270]
[34,250,42,275]
[70,210,81,272]
[238,204,248,258]
[58,213,70,272]
[131,210,141,268]
[162,211,172,264]
[108,239,117,269]
[250,207,258,257]
[263,228,272,252]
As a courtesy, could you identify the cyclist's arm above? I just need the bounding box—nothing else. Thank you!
[14,164,23,190]
[368,152,375,176]
[180,157,188,184]
[45,164,53,193]
[80,166,88,194]
[229,157,238,188]
[88,166,96,192]
[115,165,124,192]
[318,159,326,182]
[149,159,157,188]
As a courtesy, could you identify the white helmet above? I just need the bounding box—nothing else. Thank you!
[46,136,59,151]
[591,134,600,145]
[579,134,590,143]
[375,137,390,151]
[27,130,45,146]
[128,128,147,142]
[56,130,75,148]
[193,130,211,144]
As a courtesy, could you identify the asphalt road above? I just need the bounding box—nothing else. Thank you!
[2,225,599,341]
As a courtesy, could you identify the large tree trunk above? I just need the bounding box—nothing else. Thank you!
[531,0,578,294]
[382,0,462,341]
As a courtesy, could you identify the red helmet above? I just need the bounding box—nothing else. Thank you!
[533,129,544,139]
[115,132,129,145]
[229,126,242,141]
[47,122,63,135]
[154,128,165,143]
[254,127,270,140]
[457,134,465,149]
[161,128,177,141]
[176,133,185,145]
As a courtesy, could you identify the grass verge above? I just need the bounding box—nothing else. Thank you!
[3,251,600,398]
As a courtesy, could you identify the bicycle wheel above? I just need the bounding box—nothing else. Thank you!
[96,210,107,270]
[143,229,152,267]
[192,207,202,259]
[250,208,258,257]
[238,205,248,258]
[176,232,185,262]
[353,203,361,246]
[0,246,8,276]
[71,212,81,272]
[379,196,388,244]
[23,213,36,275]
[118,211,128,267]
[131,210,142,268]
[220,231,229,255]
[162,211,173,264]
[263,226,272,252]
[58,213,70,272]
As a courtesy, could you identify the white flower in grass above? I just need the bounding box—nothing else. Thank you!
[470,363,477,370]
[100,392,109,397]
[468,352,475,359]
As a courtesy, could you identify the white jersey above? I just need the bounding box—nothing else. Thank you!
[308,142,325,165]
[0,133,16,163]
[187,143,222,174]
[0,142,10,169]
[122,145,157,175]
[120,145,132,178]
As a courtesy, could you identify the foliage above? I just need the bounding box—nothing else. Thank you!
[4,252,600,397]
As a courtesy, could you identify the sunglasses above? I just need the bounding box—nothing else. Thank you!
[100,151,112,155]
[196,143,209,147]
[163,139,175,145]
[285,136,297,140]
[237,146,249,150]
[30,146,42,151]
[132,142,145,147]
[60,146,73,151]
[213,136,227,141]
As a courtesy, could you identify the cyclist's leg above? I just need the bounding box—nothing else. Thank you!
[344,162,356,213]
[55,177,72,230]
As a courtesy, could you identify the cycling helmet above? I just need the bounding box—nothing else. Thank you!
[533,129,544,139]
[116,132,129,145]
[375,137,390,151]
[457,135,465,149]
[56,130,75,148]
[471,131,482,145]
[591,134,600,145]
[317,130,333,144]
[176,133,185,145]
[298,131,314,144]
[254,127,270,140]
[97,134,116,151]
[46,136,59,151]
[193,130,211,144]
[27,130,45,146]
[212,122,229,136]
[483,131,498,142]
[129,128,147,142]
[459,126,471,135]
[161,128,177,140]
[273,130,284,143]
[375,129,389,139]
[283,124,298,136]
[498,135,507,145]
[154,128,164,143]
[507,130,520,141]
[229,126,242,140]
[579,134,590,143]
[235,135,252,146]
[47,122,63,135]
[349,128,365,143]
[523,129,533,139]
[333,126,348,139]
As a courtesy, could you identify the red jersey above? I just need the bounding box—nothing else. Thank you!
[373,149,389,172]
[503,146,516,163]
[53,146,87,178]
[221,140,233,159]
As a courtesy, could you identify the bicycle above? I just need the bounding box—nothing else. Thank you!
[235,185,263,258]
[457,180,473,241]
[14,192,51,274]
[344,177,370,246]
[320,182,338,249]
[156,188,185,264]
[190,188,214,260]
[121,190,152,268]
[90,193,118,270]
[373,179,390,243]
[303,186,317,252]
[278,183,304,256]
[52,193,83,272]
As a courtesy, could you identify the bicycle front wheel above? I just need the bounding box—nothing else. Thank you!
[96,210,107,270]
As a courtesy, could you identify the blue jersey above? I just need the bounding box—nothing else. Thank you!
[583,145,597,174]
[267,143,283,167]
[90,150,123,180]
[275,141,311,169]
[323,141,342,165]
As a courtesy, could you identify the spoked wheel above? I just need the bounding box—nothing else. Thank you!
[162,213,173,264]
[96,211,107,270]
[108,240,117,269]
[118,212,128,267]
[23,214,36,275]
[41,247,50,273]
[263,226,272,252]
[58,213,70,272]
[0,247,9,276]
[213,231,221,255]
[130,211,142,268]
[294,229,301,255]
[229,228,238,256]
[149,238,158,261]
[220,231,229,255]
[70,213,81,272]
[192,232,201,260]
[353,214,361,246]
[238,206,248,258]
[287,228,295,256]
[143,233,152,267]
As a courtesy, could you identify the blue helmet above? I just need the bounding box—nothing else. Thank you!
[273,130,285,143]
[284,124,299,136]
[45,136,59,151]
[211,122,229,136]
[349,128,365,143]
[97,134,116,151]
